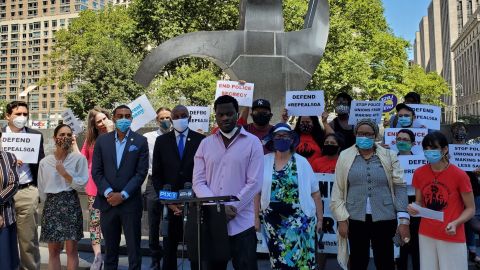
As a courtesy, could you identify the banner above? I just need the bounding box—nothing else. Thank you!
[384,128,428,154]
[348,101,384,125]
[128,94,157,131]
[1,133,41,164]
[408,104,441,130]
[215,80,254,107]
[186,106,210,134]
[316,173,338,254]
[398,155,427,186]
[285,90,325,116]
[61,109,83,135]
[449,144,480,171]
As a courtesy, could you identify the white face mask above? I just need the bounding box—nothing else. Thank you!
[13,116,27,129]
[220,127,238,139]
[172,118,189,133]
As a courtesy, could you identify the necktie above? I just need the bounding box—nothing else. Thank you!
[178,133,185,159]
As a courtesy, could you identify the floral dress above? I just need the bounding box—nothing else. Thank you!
[262,157,316,270]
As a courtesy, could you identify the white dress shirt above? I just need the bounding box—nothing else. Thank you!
[143,129,164,176]
[37,152,88,201]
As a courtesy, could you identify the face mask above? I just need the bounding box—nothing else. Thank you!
[159,120,172,133]
[356,137,374,150]
[13,115,28,129]
[323,145,339,156]
[220,127,238,139]
[172,118,189,133]
[336,105,350,115]
[251,112,272,126]
[299,123,313,133]
[115,118,132,133]
[424,149,444,164]
[396,141,412,152]
[453,131,467,141]
[273,138,292,152]
[55,137,73,150]
[398,116,412,127]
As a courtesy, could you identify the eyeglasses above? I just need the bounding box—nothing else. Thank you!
[356,132,375,138]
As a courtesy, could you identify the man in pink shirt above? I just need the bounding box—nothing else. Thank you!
[193,95,264,270]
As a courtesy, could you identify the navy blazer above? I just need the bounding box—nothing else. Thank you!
[92,130,149,212]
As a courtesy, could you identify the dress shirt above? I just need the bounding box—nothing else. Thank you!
[37,152,88,201]
[143,129,164,175]
[174,128,189,148]
[5,126,34,185]
[193,127,264,236]
[104,130,131,199]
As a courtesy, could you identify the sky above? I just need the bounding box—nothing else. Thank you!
[382,0,431,59]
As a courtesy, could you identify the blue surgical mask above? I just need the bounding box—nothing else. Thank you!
[398,116,412,127]
[172,118,189,133]
[424,150,444,164]
[356,137,374,150]
[273,138,292,152]
[115,118,132,133]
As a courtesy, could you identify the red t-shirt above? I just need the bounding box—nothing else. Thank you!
[243,123,273,154]
[296,134,323,167]
[312,155,337,173]
[412,164,472,243]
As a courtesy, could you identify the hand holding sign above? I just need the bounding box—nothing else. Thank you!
[2,133,41,164]
[348,101,384,125]
[215,80,254,107]
[127,94,157,131]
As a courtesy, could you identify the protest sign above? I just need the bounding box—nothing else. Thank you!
[408,104,441,130]
[384,128,428,154]
[285,90,325,116]
[128,94,157,131]
[215,81,254,107]
[398,155,427,186]
[61,109,83,135]
[186,106,210,133]
[379,94,398,113]
[449,144,480,171]
[2,133,41,163]
[348,101,384,125]
[316,173,338,254]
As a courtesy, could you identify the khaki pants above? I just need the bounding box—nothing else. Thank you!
[14,185,40,270]
[419,234,468,270]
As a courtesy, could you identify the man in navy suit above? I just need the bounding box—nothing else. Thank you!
[92,105,149,270]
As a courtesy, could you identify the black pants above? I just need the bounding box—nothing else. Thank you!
[348,215,396,270]
[163,212,185,270]
[147,197,163,261]
[101,206,142,270]
[397,196,420,270]
[201,227,258,270]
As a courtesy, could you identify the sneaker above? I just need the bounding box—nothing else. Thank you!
[90,254,103,270]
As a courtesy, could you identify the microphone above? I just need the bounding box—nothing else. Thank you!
[159,184,177,237]
[179,182,194,222]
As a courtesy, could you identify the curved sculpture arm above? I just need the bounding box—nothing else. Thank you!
[134,31,244,87]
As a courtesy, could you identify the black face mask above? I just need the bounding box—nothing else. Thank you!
[299,123,313,133]
[322,145,339,156]
[252,112,272,126]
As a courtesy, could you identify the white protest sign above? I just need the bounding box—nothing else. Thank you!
[316,173,338,254]
[186,106,210,134]
[408,104,441,130]
[285,90,325,116]
[449,144,480,171]
[61,109,83,135]
[384,128,428,155]
[348,100,384,125]
[2,133,41,164]
[398,155,427,187]
[128,94,157,131]
[215,80,254,107]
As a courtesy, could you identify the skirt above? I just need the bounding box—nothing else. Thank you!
[40,190,84,242]
[0,224,20,269]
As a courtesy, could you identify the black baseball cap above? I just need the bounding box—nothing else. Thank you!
[252,99,271,111]
[395,103,415,116]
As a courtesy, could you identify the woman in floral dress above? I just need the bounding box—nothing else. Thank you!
[260,123,323,269]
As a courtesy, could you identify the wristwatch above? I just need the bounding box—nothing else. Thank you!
[398,218,410,225]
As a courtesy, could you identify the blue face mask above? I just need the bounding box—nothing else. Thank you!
[356,137,374,150]
[398,116,412,127]
[273,138,292,152]
[424,149,444,164]
[115,118,132,133]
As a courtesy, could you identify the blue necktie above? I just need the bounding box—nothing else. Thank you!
[178,134,185,159]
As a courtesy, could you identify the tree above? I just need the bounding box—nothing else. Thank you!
[42,6,146,119]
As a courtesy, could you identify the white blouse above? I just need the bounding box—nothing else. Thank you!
[38,152,89,201]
